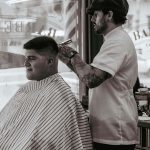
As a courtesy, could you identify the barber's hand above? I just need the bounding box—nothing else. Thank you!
[58,45,75,70]
[58,45,75,57]
[58,45,70,65]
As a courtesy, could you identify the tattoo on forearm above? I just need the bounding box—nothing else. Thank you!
[71,54,111,88]
[81,66,107,88]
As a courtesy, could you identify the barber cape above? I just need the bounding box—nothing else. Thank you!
[0,73,93,150]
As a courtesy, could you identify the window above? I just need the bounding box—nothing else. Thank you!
[0,0,79,111]
[125,0,150,87]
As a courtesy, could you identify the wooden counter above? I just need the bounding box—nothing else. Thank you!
[137,119,150,150]
[132,91,150,149]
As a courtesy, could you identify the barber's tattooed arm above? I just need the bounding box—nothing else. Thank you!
[58,45,112,88]
[71,55,111,88]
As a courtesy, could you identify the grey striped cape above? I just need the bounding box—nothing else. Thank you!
[0,73,93,150]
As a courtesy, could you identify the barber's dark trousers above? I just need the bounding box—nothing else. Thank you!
[94,142,135,150]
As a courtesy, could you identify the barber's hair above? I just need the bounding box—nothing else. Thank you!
[87,0,129,25]
[102,9,128,24]
[23,36,58,56]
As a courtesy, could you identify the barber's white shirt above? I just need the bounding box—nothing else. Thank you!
[89,26,138,145]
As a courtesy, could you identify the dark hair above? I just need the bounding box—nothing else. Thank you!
[23,36,58,56]
[102,9,128,24]
[87,0,129,24]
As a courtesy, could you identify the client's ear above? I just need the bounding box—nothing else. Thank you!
[48,58,53,64]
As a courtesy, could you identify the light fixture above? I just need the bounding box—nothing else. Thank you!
[12,17,36,23]
[6,0,30,5]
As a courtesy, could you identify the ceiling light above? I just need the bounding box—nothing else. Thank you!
[6,0,30,5]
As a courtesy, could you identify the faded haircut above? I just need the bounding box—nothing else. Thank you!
[23,36,59,56]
